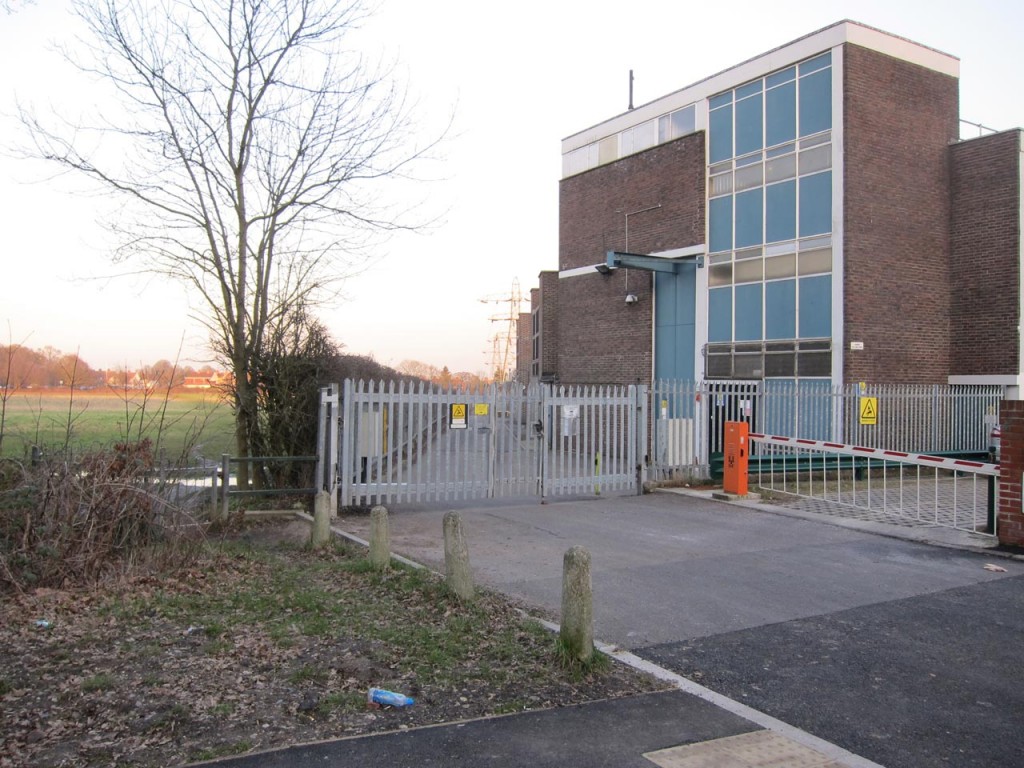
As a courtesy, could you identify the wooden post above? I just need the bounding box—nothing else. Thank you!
[369,505,390,569]
[560,545,593,663]
[311,491,332,548]
[443,511,474,600]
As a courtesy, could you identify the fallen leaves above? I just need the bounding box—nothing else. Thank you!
[1,522,664,767]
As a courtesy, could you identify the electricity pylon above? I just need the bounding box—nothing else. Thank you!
[479,279,522,383]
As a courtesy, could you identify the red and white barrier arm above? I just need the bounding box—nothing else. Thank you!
[748,433,999,477]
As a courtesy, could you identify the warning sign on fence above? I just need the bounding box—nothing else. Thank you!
[450,403,467,429]
[859,397,878,426]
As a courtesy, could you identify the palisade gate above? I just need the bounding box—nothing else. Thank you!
[317,380,647,507]
[316,379,1002,509]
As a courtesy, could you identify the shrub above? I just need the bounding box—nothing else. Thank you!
[0,439,200,592]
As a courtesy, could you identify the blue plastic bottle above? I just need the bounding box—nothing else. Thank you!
[367,687,415,707]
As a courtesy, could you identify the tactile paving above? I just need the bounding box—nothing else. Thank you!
[643,729,845,768]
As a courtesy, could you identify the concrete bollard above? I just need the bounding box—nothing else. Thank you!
[443,511,474,601]
[368,505,391,570]
[560,545,594,663]
[310,491,332,548]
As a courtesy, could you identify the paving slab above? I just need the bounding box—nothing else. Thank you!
[646,730,844,768]
[336,493,1024,648]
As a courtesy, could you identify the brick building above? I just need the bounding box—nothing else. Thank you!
[522,20,1023,395]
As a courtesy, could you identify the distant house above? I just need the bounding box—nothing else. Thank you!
[183,372,232,389]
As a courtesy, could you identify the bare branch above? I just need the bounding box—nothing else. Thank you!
[16,0,447,481]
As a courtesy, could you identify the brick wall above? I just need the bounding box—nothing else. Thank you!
[556,133,706,384]
[538,271,559,380]
[515,312,531,384]
[949,130,1022,376]
[842,44,960,384]
[997,399,1024,546]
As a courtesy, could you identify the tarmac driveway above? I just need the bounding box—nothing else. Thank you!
[337,492,1024,768]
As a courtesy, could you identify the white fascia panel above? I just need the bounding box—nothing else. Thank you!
[562,20,959,155]
[831,45,845,387]
[948,375,1021,386]
[559,265,610,279]
[694,254,709,383]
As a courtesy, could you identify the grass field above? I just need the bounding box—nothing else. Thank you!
[0,388,236,461]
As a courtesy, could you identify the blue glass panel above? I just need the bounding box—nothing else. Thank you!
[766,180,796,242]
[799,68,831,136]
[734,93,763,156]
[766,67,796,88]
[709,195,733,253]
[709,104,733,162]
[708,287,732,342]
[735,188,763,248]
[799,171,831,237]
[734,283,763,341]
[709,92,733,109]
[736,80,763,99]
[799,52,831,75]
[765,80,796,146]
[654,266,697,382]
[765,279,796,339]
[798,274,832,338]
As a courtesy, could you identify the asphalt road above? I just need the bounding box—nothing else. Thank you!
[337,492,1024,768]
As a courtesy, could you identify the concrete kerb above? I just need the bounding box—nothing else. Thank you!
[292,511,426,571]
[289,509,881,768]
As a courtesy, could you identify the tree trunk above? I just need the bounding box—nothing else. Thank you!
[233,357,253,490]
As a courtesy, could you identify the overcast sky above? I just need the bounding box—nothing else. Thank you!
[2,0,1022,375]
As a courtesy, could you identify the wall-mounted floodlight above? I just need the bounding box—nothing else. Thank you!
[595,263,613,275]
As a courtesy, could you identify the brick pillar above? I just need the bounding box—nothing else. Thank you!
[997,400,1024,546]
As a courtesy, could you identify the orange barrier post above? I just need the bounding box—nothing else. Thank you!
[723,421,749,496]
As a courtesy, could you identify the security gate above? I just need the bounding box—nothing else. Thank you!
[319,380,646,507]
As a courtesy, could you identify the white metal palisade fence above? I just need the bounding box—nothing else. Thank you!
[321,380,647,507]
[748,433,999,536]
[648,380,1002,480]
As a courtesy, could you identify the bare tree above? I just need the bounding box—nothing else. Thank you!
[396,359,440,382]
[2,0,35,14]
[19,0,443,486]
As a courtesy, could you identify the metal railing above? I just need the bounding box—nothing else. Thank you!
[218,454,318,519]
[144,459,219,512]
[649,380,1002,480]
[749,432,998,536]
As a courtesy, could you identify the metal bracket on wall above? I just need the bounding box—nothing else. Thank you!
[606,250,704,273]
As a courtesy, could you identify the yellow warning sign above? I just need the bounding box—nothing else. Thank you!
[474,403,489,416]
[450,403,468,429]
[860,396,878,426]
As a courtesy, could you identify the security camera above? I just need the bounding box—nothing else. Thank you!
[624,293,638,305]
